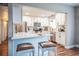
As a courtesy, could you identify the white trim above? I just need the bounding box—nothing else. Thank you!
[65,45,79,49]
[75,45,79,48]
[65,45,75,49]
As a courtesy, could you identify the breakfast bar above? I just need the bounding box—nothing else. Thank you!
[11,32,51,56]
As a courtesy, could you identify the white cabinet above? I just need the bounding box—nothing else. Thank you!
[41,18,49,26]
[56,32,66,46]
[56,13,66,25]
[60,32,65,46]
[32,17,49,27]
[55,13,66,46]
[37,18,49,26]
[23,16,33,26]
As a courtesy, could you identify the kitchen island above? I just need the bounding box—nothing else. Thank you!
[11,32,51,56]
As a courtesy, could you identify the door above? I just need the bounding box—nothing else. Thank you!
[0,20,8,56]
[2,21,8,42]
[0,20,1,44]
[2,21,8,56]
[0,20,2,55]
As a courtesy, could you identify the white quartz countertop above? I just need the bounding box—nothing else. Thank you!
[12,32,52,40]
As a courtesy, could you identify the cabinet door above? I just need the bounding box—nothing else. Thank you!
[56,32,65,46]
[56,32,60,43]
[23,16,33,26]
[56,13,66,25]
[59,32,65,46]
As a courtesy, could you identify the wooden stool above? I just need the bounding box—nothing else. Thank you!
[16,43,34,56]
[38,41,57,56]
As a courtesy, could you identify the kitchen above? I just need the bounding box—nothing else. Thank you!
[9,4,66,56]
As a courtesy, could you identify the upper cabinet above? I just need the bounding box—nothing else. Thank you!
[36,17,49,27]
[56,13,66,25]
[23,16,33,26]
[41,18,49,26]
[13,5,22,23]
[22,16,49,27]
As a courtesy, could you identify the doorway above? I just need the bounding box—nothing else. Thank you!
[0,5,8,56]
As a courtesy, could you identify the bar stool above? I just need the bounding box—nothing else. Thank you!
[38,41,57,56]
[16,43,34,56]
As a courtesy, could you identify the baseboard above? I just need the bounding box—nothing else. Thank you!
[65,45,75,49]
[74,45,79,48]
[65,45,79,49]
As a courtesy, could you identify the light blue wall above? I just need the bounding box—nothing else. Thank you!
[13,5,22,23]
[75,7,79,45]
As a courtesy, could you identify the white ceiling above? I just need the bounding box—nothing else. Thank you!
[22,3,79,18]
[22,6,55,17]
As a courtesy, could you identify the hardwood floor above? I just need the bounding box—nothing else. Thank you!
[0,40,79,56]
[57,44,79,56]
[0,39,8,56]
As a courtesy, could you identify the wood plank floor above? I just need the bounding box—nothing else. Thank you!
[57,45,79,56]
[0,40,79,56]
[0,39,8,56]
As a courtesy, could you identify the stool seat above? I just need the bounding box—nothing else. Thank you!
[16,43,34,52]
[39,41,56,48]
[38,41,57,56]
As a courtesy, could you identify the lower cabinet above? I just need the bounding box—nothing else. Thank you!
[56,32,66,46]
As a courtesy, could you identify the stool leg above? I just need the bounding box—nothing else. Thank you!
[29,52,32,56]
[55,47,57,56]
[38,46,39,56]
[42,48,44,56]
[54,47,57,56]
[32,49,34,56]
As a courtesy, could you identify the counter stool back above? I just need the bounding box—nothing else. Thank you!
[16,43,34,56]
